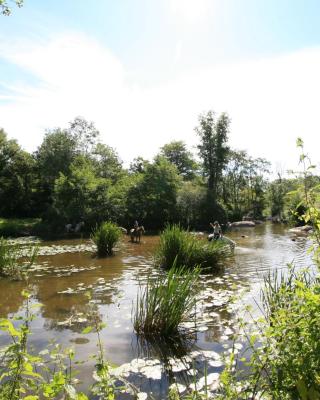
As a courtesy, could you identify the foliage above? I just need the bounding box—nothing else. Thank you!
[69,116,100,155]
[155,224,229,270]
[0,218,40,237]
[0,291,124,399]
[129,156,150,174]
[177,181,206,228]
[133,264,200,337]
[0,0,23,15]
[0,110,296,231]
[91,142,123,183]
[91,221,122,256]
[126,156,182,229]
[196,111,230,197]
[0,129,37,217]
[53,155,109,225]
[0,237,38,279]
[160,140,198,180]
[217,139,320,400]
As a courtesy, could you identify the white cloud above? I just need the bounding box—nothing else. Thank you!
[168,0,213,25]
[0,31,320,173]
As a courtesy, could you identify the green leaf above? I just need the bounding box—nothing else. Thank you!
[81,326,93,334]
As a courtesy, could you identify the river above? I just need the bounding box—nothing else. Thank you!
[0,223,313,398]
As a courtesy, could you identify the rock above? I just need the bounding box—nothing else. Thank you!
[289,225,313,234]
[230,221,255,227]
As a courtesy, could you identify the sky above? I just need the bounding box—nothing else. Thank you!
[1,0,320,173]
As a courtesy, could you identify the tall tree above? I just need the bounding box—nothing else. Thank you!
[196,111,230,198]
[0,129,35,216]
[69,116,100,155]
[160,140,197,180]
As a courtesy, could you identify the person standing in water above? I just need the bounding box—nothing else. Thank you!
[210,221,222,240]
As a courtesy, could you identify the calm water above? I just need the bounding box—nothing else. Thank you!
[0,223,313,397]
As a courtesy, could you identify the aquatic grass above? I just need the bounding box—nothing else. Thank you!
[0,237,38,279]
[91,221,122,256]
[155,224,229,270]
[134,263,200,337]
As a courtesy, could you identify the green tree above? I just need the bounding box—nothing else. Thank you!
[222,150,249,220]
[129,157,150,174]
[126,157,181,229]
[69,116,100,155]
[53,156,109,225]
[0,129,36,217]
[196,111,230,197]
[159,140,197,180]
[246,157,270,218]
[35,128,77,210]
[177,180,206,228]
[92,143,123,183]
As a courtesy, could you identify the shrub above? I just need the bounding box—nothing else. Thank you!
[0,237,38,279]
[0,218,40,238]
[155,224,229,270]
[91,222,122,256]
[134,263,200,337]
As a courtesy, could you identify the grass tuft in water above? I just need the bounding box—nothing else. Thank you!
[91,221,122,256]
[155,224,228,270]
[134,262,200,337]
[0,237,38,279]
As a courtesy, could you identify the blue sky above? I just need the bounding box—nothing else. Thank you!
[1,0,320,170]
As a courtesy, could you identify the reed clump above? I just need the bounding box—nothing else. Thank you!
[91,222,122,256]
[155,224,228,270]
[0,237,38,279]
[134,264,200,337]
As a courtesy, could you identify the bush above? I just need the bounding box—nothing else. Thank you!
[0,237,38,279]
[133,263,200,337]
[155,224,229,270]
[0,218,40,238]
[91,222,122,256]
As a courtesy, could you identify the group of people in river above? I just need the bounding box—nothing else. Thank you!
[65,218,224,243]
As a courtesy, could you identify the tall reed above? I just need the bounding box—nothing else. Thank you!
[155,224,228,270]
[134,263,200,337]
[91,222,122,256]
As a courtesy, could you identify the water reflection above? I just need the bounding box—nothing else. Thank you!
[0,223,314,398]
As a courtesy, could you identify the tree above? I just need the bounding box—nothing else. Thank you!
[53,156,109,225]
[35,128,77,210]
[129,157,150,174]
[177,181,206,228]
[160,141,197,180]
[68,116,100,155]
[246,157,270,218]
[0,129,36,216]
[222,150,251,220]
[92,143,123,183]
[196,111,230,198]
[126,157,181,228]
[0,0,23,16]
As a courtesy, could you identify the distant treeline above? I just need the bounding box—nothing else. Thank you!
[1,112,318,232]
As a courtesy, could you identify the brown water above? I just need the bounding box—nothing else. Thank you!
[0,223,313,397]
